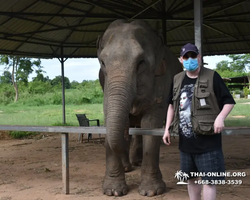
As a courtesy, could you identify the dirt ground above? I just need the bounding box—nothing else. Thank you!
[0,131,250,200]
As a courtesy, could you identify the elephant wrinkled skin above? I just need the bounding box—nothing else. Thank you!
[97,19,182,197]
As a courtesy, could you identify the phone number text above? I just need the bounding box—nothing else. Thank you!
[194,180,243,185]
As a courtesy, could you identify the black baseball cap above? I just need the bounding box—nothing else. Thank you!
[180,43,199,57]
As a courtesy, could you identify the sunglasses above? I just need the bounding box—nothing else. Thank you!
[182,52,198,60]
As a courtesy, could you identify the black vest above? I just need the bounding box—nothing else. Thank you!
[169,67,220,135]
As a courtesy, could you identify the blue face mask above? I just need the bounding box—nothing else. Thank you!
[183,58,199,71]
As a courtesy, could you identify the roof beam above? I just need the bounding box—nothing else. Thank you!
[203,23,238,40]
[168,0,218,16]
[132,0,160,15]
[0,35,96,48]
[40,0,88,14]
[13,0,73,53]
[0,11,203,22]
[167,0,186,13]
[130,0,161,20]
[206,11,250,20]
[0,1,39,26]
[82,0,129,19]
[0,48,97,58]
[52,5,96,54]
[205,0,249,18]
[167,38,250,47]
[206,19,250,23]
[219,2,250,50]
[167,0,249,34]
[4,19,114,38]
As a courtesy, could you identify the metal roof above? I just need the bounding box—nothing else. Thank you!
[0,0,250,58]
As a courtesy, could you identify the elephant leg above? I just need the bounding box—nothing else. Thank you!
[130,135,143,166]
[138,111,166,197]
[103,139,128,196]
[121,134,133,172]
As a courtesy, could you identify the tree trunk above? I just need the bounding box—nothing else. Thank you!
[12,58,19,102]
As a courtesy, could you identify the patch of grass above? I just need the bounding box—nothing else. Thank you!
[9,131,38,139]
[0,99,249,129]
[0,104,104,126]
[225,99,250,127]
[51,122,75,126]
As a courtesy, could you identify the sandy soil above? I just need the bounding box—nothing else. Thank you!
[0,132,249,200]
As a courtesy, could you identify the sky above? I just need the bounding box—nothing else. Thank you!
[1,55,230,82]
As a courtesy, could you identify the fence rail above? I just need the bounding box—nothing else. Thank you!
[0,125,249,194]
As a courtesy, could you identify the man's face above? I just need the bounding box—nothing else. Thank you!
[179,51,200,66]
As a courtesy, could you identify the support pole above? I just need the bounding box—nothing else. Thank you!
[60,47,66,124]
[161,0,166,44]
[194,0,203,65]
[61,133,69,194]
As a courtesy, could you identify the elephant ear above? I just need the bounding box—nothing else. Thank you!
[96,35,101,48]
[99,69,105,92]
[155,59,167,76]
[96,35,104,55]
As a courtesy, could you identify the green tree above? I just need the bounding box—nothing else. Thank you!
[51,75,71,89]
[0,55,42,102]
[228,54,250,72]
[71,80,80,89]
[215,54,250,78]
[32,70,50,82]
[0,71,12,84]
[215,60,230,71]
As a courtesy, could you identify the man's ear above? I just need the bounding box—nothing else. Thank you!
[179,57,183,64]
[197,54,202,65]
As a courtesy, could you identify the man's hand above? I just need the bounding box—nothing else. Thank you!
[214,116,225,134]
[214,104,235,134]
[163,129,171,145]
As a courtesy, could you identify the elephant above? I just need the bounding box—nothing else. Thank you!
[97,19,183,197]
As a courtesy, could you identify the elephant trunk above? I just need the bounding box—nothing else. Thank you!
[106,78,135,152]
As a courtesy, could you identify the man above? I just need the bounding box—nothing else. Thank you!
[162,43,235,200]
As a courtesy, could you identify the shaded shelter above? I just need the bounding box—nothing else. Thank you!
[228,75,250,89]
[1,0,250,123]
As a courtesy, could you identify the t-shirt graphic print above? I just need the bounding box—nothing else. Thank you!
[179,84,195,138]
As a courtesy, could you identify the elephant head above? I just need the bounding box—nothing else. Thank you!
[97,20,181,152]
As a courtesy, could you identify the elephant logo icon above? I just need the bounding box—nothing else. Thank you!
[175,170,189,184]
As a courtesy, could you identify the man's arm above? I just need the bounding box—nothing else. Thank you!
[163,104,174,145]
[214,104,234,133]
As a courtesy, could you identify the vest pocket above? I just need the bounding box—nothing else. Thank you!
[192,117,215,135]
[195,92,211,110]
[199,120,215,134]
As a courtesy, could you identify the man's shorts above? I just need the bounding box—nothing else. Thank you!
[180,149,225,181]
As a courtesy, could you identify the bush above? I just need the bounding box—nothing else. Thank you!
[243,87,250,98]
[0,83,15,104]
[9,131,38,139]
[28,81,52,94]
[0,79,103,106]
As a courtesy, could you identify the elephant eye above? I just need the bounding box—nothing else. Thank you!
[138,60,145,66]
[100,60,105,67]
[137,60,145,72]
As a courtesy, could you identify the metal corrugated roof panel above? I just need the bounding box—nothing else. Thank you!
[0,0,250,58]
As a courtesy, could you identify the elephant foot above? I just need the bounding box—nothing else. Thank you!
[124,164,133,172]
[138,179,166,197]
[103,177,128,196]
